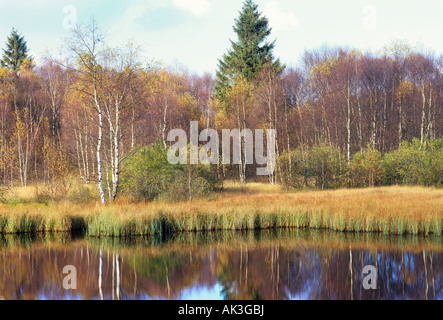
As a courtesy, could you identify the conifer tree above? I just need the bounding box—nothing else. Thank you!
[215,0,284,101]
[1,28,31,71]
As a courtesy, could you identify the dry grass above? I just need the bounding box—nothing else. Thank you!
[0,183,442,237]
[1,183,98,204]
[222,181,284,194]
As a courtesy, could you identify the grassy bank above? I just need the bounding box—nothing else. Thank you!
[0,184,442,237]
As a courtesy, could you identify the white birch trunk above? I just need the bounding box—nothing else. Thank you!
[95,88,107,205]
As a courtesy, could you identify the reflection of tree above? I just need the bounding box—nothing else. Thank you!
[302,249,443,300]
[1,234,443,300]
[217,246,292,300]
[217,248,263,300]
[216,245,443,300]
[128,253,186,286]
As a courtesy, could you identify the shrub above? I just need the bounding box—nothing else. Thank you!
[280,138,443,190]
[382,138,443,186]
[67,184,96,204]
[120,142,220,202]
[350,146,383,188]
[279,142,346,190]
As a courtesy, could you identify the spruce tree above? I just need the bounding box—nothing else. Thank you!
[215,0,284,101]
[1,28,31,71]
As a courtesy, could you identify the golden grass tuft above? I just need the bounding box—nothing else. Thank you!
[0,184,442,237]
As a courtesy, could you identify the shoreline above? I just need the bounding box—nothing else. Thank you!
[2,228,443,254]
[0,186,442,238]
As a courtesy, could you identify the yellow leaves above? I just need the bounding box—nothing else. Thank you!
[158,68,171,83]
[397,80,413,101]
[150,69,179,97]
[311,58,337,78]
[13,108,28,139]
[223,76,253,120]
[0,67,12,79]
[348,49,363,60]
[76,52,96,70]
[214,109,230,129]
[225,76,252,103]
[38,118,68,180]
[382,40,413,59]
[43,136,69,179]
[18,58,35,73]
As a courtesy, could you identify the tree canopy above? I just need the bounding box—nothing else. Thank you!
[215,0,284,101]
[1,28,31,71]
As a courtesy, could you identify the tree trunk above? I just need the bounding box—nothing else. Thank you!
[420,81,427,148]
[346,78,351,165]
[95,89,107,205]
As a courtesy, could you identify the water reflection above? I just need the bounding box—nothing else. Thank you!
[0,230,442,300]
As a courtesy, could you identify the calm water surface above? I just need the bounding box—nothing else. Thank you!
[1,230,442,300]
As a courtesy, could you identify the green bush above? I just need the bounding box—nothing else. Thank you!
[120,142,220,202]
[279,138,443,190]
[279,142,346,190]
[350,147,383,188]
[382,138,443,186]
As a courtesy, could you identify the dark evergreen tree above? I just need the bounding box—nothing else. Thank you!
[1,28,31,71]
[215,0,284,101]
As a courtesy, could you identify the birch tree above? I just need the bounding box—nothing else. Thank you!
[101,43,141,201]
[65,19,108,204]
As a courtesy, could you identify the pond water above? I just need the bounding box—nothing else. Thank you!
[0,229,442,300]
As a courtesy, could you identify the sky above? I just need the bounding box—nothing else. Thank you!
[1,0,443,75]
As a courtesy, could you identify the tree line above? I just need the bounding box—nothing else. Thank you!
[0,0,442,204]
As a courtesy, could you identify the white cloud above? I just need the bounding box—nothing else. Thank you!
[109,1,166,42]
[120,4,151,25]
[263,1,299,31]
[173,0,210,16]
